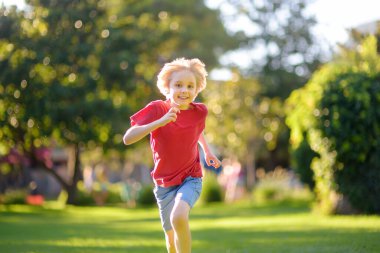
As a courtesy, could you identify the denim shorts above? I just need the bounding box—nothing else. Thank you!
[153,176,202,231]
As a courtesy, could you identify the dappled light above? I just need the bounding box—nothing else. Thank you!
[1,0,380,252]
[1,203,380,252]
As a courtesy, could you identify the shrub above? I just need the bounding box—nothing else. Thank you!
[136,184,156,206]
[319,71,380,213]
[106,183,123,204]
[286,36,380,214]
[252,168,312,205]
[58,182,124,206]
[290,134,318,190]
[73,182,96,206]
[2,189,28,205]
[200,172,223,204]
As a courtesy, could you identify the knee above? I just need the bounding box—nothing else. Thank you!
[170,211,188,229]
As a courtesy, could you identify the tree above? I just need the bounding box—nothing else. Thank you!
[220,0,323,99]
[1,0,117,203]
[202,71,288,188]
[0,0,239,204]
[203,72,261,188]
[203,0,324,174]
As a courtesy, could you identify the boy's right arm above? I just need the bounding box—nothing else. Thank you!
[123,107,180,145]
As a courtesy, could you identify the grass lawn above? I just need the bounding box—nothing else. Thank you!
[0,201,379,253]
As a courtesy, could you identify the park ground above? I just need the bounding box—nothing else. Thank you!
[1,200,380,253]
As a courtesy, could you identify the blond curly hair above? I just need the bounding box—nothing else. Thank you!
[157,58,208,97]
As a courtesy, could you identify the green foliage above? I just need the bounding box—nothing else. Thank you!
[61,181,125,206]
[72,187,96,206]
[0,0,238,151]
[0,1,239,202]
[286,36,380,214]
[105,183,124,204]
[1,189,27,205]
[319,71,380,213]
[206,0,324,174]
[203,74,261,160]
[252,168,313,205]
[136,184,156,206]
[203,74,290,177]
[223,0,323,99]
[200,172,223,203]
[0,1,118,158]
[290,133,318,190]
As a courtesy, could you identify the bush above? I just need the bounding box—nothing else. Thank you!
[73,182,96,206]
[136,185,156,206]
[252,168,312,205]
[58,182,125,206]
[286,36,380,214]
[200,172,223,204]
[319,71,380,213]
[2,189,27,205]
[106,183,123,204]
[291,135,318,190]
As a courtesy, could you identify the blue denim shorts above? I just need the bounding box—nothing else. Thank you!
[153,176,202,231]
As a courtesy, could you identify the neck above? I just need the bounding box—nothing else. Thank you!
[169,100,191,110]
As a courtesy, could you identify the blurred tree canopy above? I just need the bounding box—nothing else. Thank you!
[0,0,238,203]
[202,0,323,173]
[221,0,323,99]
[203,71,288,188]
[203,72,261,188]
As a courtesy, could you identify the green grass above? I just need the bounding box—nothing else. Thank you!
[0,201,379,253]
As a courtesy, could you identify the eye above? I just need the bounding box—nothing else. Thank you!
[175,83,181,87]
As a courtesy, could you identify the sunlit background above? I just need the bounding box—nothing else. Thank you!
[0,0,379,221]
[1,0,380,252]
[3,0,380,43]
[2,0,380,74]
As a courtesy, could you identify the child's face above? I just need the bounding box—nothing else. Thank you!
[168,70,197,110]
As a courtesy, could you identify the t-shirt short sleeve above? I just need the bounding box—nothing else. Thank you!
[130,101,163,126]
[197,103,208,116]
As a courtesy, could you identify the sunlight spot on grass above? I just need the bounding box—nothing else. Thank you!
[35,238,163,247]
[1,203,380,253]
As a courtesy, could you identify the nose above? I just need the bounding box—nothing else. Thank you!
[180,86,188,92]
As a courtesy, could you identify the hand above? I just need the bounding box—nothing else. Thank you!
[159,107,180,127]
[204,153,222,169]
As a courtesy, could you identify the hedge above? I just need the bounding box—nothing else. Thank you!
[286,36,380,214]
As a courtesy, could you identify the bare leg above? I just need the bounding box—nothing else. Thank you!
[164,229,176,253]
[171,199,191,253]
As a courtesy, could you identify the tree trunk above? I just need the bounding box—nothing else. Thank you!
[39,166,70,191]
[30,144,82,205]
[66,144,82,205]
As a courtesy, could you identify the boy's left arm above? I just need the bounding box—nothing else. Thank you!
[198,132,221,169]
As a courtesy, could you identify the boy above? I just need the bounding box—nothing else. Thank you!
[123,58,221,253]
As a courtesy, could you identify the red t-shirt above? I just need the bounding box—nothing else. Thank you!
[130,100,207,187]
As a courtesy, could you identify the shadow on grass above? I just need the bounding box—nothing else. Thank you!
[192,199,312,220]
[1,201,379,253]
[0,205,166,253]
[192,227,379,253]
[0,244,165,253]
[189,201,380,253]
